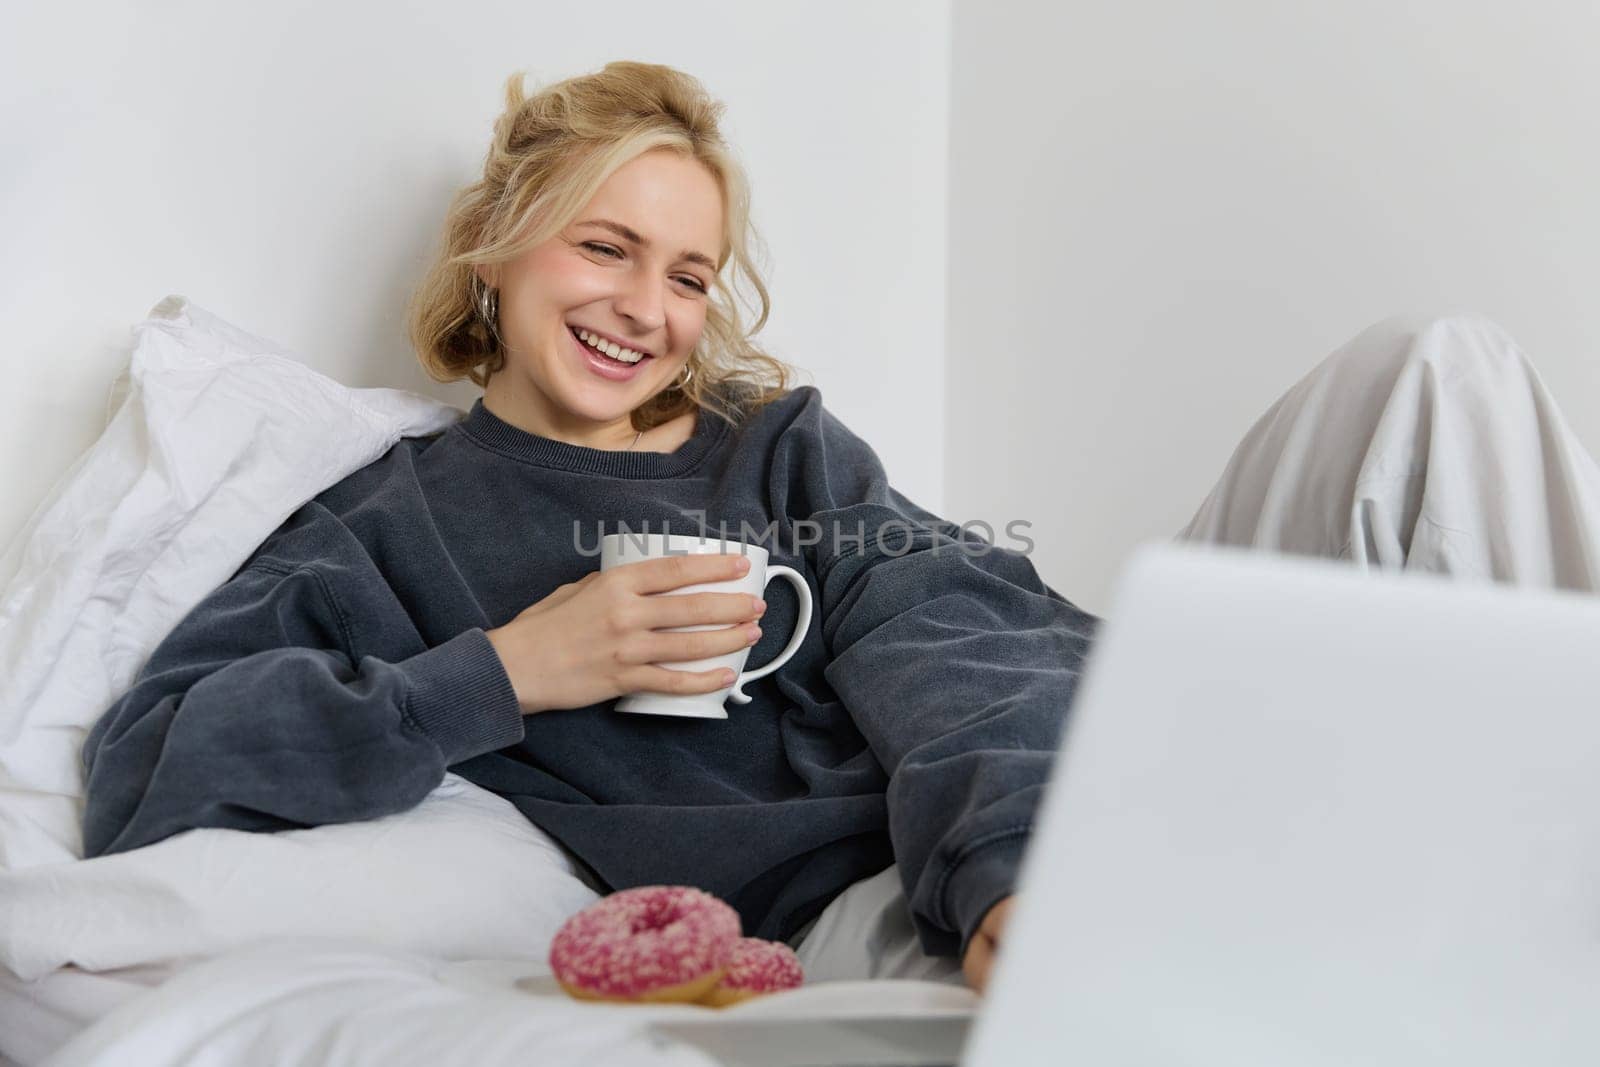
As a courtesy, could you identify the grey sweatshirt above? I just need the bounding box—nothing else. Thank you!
[80,384,1101,959]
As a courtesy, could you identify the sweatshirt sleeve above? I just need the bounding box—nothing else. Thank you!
[788,393,1102,959]
[80,543,526,859]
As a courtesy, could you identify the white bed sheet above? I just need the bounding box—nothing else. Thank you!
[0,958,179,1067]
[3,860,978,1067]
[18,939,973,1067]
[26,941,719,1067]
[2,948,977,1067]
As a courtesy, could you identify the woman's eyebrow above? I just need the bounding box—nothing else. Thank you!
[576,218,717,271]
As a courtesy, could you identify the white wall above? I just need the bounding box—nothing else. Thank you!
[949,0,1600,615]
[0,1,950,558]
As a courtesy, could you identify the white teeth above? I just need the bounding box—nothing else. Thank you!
[576,328,645,364]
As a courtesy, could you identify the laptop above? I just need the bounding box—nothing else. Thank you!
[963,539,1600,1066]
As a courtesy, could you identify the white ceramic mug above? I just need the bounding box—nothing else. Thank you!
[599,532,813,719]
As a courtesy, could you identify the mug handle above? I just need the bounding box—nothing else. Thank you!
[728,565,813,705]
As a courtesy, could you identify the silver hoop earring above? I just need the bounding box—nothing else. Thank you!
[475,282,500,344]
[678,362,695,389]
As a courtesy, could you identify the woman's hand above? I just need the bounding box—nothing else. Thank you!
[485,553,766,715]
[961,895,1017,995]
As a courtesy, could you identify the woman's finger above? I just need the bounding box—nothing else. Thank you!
[962,933,995,994]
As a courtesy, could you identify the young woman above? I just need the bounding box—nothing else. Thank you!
[79,61,1600,998]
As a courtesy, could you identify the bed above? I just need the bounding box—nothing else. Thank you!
[0,298,977,1066]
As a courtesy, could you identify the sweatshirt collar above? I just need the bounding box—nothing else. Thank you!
[457,396,729,478]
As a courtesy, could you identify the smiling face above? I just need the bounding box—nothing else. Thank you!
[477,148,725,448]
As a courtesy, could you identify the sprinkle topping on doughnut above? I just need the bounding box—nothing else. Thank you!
[720,937,804,992]
[549,885,741,1000]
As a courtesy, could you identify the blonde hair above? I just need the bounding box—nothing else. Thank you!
[406,61,798,430]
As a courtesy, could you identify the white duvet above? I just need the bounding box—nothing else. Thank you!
[42,940,724,1067]
[40,939,973,1067]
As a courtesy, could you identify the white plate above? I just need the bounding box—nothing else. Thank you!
[714,979,977,1021]
[491,969,979,1065]
[504,973,976,1019]
[649,1014,972,1067]
[654,981,978,1067]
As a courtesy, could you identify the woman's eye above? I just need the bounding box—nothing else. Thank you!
[583,242,705,293]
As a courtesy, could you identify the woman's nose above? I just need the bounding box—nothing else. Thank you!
[614,268,666,334]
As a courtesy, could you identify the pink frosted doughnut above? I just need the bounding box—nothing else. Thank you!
[549,885,741,1003]
[698,937,805,1007]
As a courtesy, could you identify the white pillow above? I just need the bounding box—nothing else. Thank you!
[0,296,599,978]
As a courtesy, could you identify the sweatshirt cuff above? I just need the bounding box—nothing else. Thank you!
[397,627,526,765]
[942,829,1031,959]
